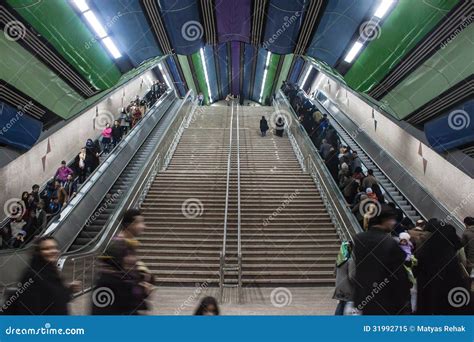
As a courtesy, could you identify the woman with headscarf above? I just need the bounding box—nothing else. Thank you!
[194,296,219,315]
[4,237,80,314]
[275,117,285,137]
[260,116,269,137]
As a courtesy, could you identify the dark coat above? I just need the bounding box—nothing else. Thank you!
[260,118,269,132]
[353,227,411,315]
[415,225,470,314]
[5,262,72,315]
[324,150,339,182]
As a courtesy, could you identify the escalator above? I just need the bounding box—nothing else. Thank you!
[313,98,423,223]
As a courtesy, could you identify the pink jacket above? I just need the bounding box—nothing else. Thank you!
[102,127,112,139]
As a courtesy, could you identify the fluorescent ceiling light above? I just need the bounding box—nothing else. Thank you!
[72,0,89,12]
[344,41,364,63]
[374,0,394,18]
[301,66,312,88]
[83,10,107,38]
[102,37,121,58]
[200,48,213,102]
[259,51,272,101]
[158,63,173,89]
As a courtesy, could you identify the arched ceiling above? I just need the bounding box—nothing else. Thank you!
[0,0,471,153]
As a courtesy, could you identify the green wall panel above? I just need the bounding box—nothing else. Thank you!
[0,35,83,119]
[191,52,210,105]
[381,24,473,119]
[177,54,197,96]
[8,0,122,90]
[262,53,280,103]
[344,0,459,93]
[275,54,294,91]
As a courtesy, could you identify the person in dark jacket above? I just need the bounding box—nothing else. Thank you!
[353,205,411,315]
[415,220,471,314]
[111,120,123,147]
[4,237,80,315]
[85,139,100,175]
[324,147,339,182]
[275,117,285,137]
[260,116,269,137]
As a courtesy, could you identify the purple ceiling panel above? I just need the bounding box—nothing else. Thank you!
[215,0,251,44]
[231,41,241,95]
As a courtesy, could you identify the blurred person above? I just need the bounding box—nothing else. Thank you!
[5,237,80,314]
[462,216,474,275]
[353,205,411,314]
[74,147,87,183]
[92,239,152,315]
[333,241,356,315]
[319,139,332,159]
[361,169,377,191]
[260,116,269,137]
[54,160,73,185]
[275,117,285,137]
[63,174,77,201]
[415,221,471,314]
[101,123,112,154]
[119,108,130,135]
[408,220,429,251]
[53,180,68,208]
[112,120,123,147]
[30,184,40,204]
[350,151,362,172]
[48,196,61,216]
[325,147,339,182]
[85,139,100,175]
[194,296,220,315]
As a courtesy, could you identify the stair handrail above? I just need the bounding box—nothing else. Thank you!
[221,101,235,262]
[236,101,242,303]
[274,91,363,242]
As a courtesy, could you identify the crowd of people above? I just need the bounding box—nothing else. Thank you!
[0,82,168,250]
[3,209,220,316]
[282,82,472,315]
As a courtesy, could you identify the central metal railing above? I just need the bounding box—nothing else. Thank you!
[219,100,242,303]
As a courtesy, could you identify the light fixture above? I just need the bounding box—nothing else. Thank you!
[70,0,122,59]
[300,66,312,89]
[374,0,395,19]
[158,63,173,89]
[72,0,89,12]
[259,51,272,102]
[102,37,121,58]
[83,11,107,38]
[344,41,363,63]
[200,48,213,103]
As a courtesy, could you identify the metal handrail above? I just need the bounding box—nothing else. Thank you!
[274,91,363,241]
[221,102,235,259]
[236,101,242,302]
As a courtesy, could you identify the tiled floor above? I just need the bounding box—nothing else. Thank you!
[71,286,337,315]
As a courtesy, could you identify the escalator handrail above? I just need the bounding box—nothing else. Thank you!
[59,90,195,260]
[313,92,465,233]
[275,91,363,241]
[0,91,173,256]
[44,91,174,239]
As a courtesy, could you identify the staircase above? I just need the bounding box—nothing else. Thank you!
[138,106,231,285]
[236,106,339,285]
[138,104,340,287]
